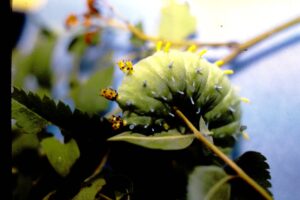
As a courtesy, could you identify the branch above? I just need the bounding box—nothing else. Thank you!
[173,107,273,200]
[125,22,238,48]
[220,16,300,66]
[101,0,238,48]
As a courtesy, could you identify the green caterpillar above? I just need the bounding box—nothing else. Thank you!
[102,48,244,139]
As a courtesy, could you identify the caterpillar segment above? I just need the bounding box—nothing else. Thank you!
[103,49,243,140]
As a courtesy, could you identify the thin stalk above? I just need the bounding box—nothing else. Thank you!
[221,16,300,66]
[105,19,236,48]
[98,193,113,200]
[173,107,273,200]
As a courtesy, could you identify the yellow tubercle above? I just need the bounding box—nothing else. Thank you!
[187,44,197,52]
[163,122,170,130]
[100,88,118,101]
[163,42,172,53]
[242,131,250,140]
[110,115,125,130]
[223,69,234,75]
[156,41,163,52]
[198,49,208,57]
[240,97,251,104]
[214,60,224,67]
[117,60,126,71]
[125,60,133,74]
[117,60,133,74]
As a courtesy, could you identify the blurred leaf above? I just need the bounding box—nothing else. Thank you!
[12,99,49,134]
[68,35,84,52]
[12,133,40,157]
[30,28,56,88]
[68,33,91,56]
[84,31,101,46]
[12,50,32,88]
[130,21,146,47]
[187,166,231,200]
[159,0,196,41]
[224,151,272,200]
[70,66,114,113]
[41,137,80,177]
[108,130,195,150]
[73,178,106,200]
[12,28,56,89]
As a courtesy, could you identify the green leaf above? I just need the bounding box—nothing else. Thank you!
[41,137,80,177]
[12,50,32,88]
[159,0,197,41]
[224,151,272,200]
[68,34,88,58]
[70,66,114,113]
[12,133,40,157]
[73,178,106,200]
[12,28,56,89]
[107,130,195,150]
[12,99,50,134]
[30,28,56,88]
[187,166,231,200]
[12,87,110,136]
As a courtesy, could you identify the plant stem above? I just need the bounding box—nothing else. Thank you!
[98,193,113,200]
[220,16,300,66]
[126,23,239,48]
[173,107,273,200]
[101,0,238,48]
[103,18,236,48]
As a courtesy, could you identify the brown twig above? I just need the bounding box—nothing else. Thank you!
[126,22,239,48]
[220,16,300,66]
[101,0,238,49]
[173,107,273,200]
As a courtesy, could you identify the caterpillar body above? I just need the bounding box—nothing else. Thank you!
[106,50,242,138]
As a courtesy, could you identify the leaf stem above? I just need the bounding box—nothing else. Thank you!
[173,107,273,200]
[220,16,300,66]
[204,175,237,200]
[98,193,113,200]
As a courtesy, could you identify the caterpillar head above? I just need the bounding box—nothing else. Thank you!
[102,46,244,143]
